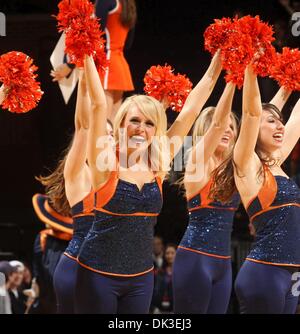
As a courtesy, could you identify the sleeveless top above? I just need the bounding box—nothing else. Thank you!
[179,179,240,258]
[246,166,300,266]
[78,170,163,276]
[64,191,94,260]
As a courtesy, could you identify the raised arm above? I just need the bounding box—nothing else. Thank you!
[269,86,292,112]
[0,85,7,105]
[63,71,90,183]
[84,55,109,189]
[279,97,300,164]
[166,51,222,159]
[185,82,236,182]
[233,65,262,172]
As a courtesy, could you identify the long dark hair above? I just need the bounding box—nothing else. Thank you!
[35,139,73,217]
[210,103,283,204]
[120,0,137,29]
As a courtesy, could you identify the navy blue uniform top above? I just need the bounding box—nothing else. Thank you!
[78,170,163,276]
[179,178,240,258]
[246,166,300,267]
[64,191,94,260]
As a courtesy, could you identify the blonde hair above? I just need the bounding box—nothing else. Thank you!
[192,106,238,157]
[113,95,169,178]
[176,106,239,192]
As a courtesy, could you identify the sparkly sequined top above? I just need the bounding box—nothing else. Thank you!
[64,191,94,260]
[246,166,300,266]
[77,170,163,276]
[179,179,240,258]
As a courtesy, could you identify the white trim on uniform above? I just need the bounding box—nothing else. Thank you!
[109,0,119,14]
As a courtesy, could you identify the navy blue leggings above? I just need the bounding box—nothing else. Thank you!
[74,265,154,314]
[173,248,232,314]
[53,254,78,314]
[235,260,299,314]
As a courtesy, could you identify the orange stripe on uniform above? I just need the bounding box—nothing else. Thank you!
[178,246,231,259]
[82,191,94,214]
[63,252,77,262]
[246,165,277,211]
[257,166,277,211]
[250,202,300,223]
[95,171,118,209]
[32,197,73,235]
[186,179,213,204]
[77,259,154,277]
[246,257,300,267]
[189,205,237,213]
[72,213,94,219]
[44,201,73,225]
[97,207,159,217]
[156,176,163,195]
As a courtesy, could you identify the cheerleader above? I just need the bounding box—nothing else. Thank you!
[52,71,113,313]
[222,65,300,313]
[75,51,222,314]
[95,0,137,121]
[173,82,240,314]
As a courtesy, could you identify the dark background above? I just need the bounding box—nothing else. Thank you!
[0,0,299,264]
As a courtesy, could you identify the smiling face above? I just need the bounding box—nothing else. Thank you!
[257,108,285,154]
[193,108,238,158]
[217,117,236,153]
[122,104,157,150]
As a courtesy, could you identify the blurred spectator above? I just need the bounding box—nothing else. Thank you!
[0,261,13,314]
[8,261,27,314]
[153,236,164,271]
[151,244,177,314]
[21,263,32,290]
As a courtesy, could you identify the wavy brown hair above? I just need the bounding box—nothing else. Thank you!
[35,139,73,217]
[210,103,283,203]
[120,0,137,29]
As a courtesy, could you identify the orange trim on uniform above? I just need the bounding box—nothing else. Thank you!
[32,197,73,235]
[82,191,94,214]
[257,167,277,210]
[246,257,300,268]
[200,179,214,207]
[72,213,94,219]
[155,176,163,195]
[63,252,77,262]
[97,207,159,217]
[95,171,118,209]
[40,229,72,252]
[186,178,213,204]
[44,201,73,225]
[77,258,154,277]
[178,246,231,259]
[249,202,300,223]
[246,165,277,211]
[188,205,237,213]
